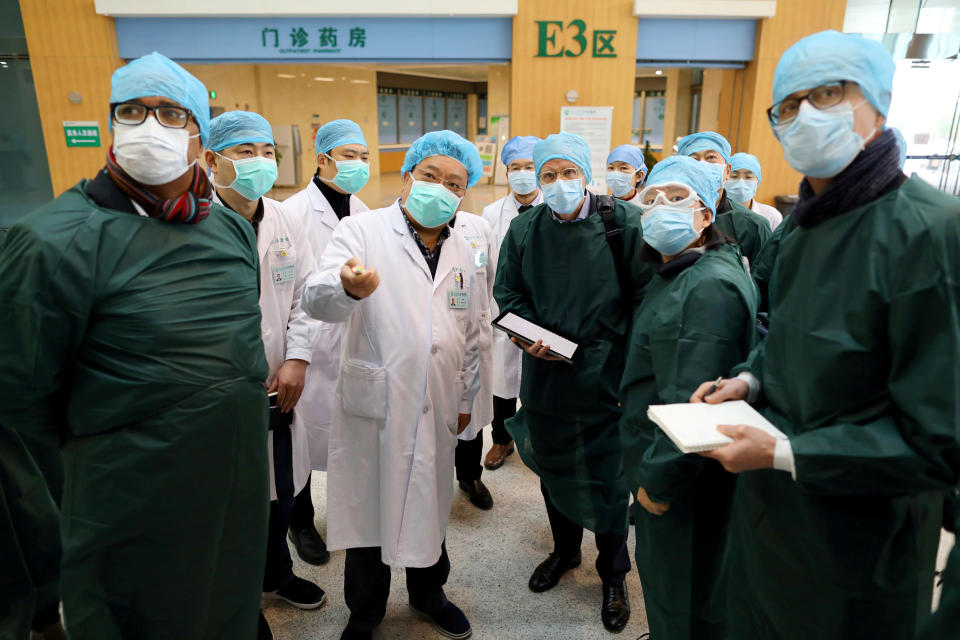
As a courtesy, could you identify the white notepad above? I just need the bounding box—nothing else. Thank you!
[646,400,788,454]
[491,312,578,363]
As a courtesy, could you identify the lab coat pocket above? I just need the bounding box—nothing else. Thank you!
[340,359,387,420]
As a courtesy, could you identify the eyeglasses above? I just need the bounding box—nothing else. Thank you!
[537,167,581,184]
[412,166,466,195]
[112,102,192,129]
[767,81,849,126]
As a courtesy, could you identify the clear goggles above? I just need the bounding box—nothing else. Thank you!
[637,182,699,212]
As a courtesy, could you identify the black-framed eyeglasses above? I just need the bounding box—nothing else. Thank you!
[767,81,849,126]
[112,102,192,129]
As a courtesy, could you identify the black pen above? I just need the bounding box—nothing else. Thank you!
[703,377,723,399]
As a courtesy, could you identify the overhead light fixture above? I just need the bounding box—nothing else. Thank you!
[655,69,662,76]
[350,79,370,84]
[277,73,296,79]
[313,76,334,81]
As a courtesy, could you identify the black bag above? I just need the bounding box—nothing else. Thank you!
[595,195,634,306]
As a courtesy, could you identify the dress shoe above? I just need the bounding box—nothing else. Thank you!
[458,479,493,510]
[257,611,273,640]
[601,581,631,633]
[410,600,472,639]
[484,442,515,470]
[288,524,331,565]
[263,576,326,609]
[528,551,582,592]
[339,627,372,640]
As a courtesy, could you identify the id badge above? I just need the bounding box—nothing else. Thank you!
[474,250,487,268]
[272,262,296,285]
[449,289,469,310]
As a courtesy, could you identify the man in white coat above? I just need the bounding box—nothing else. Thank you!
[283,119,371,565]
[479,135,542,471]
[204,112,325,640]
[302,130,483,640]
[451,211,496,509]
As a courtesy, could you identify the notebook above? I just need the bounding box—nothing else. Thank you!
[646,400,788,454]
[491,311,578,363]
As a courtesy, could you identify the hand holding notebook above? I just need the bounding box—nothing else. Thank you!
[647,401,787,454]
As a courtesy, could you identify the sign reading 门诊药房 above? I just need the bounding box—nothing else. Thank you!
[63,121,101,148]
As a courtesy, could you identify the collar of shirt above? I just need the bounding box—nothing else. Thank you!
[512,190,542,211]
[551,190,592,223]
[215,190,265,234]
[313,170,352,220]
[400,200,450,261]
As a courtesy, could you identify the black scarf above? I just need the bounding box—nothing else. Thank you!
[792,128,905,228]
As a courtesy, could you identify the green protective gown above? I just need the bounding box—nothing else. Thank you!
[619,243,758,640]
[751,215,796,313]
[916,491,960,639]
[726,176,960,640]
[712,194,772,267]
[0,181,271,640]
[493,197,653,534]
[0,424,60,640]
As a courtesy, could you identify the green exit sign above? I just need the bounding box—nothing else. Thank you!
[209,90,217,99]
[63,121,101,148]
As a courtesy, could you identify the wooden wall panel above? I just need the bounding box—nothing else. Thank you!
[20,0,123,195]
[510,0,638,143]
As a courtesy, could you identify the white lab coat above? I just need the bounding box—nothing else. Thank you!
[283,180,370,471]
[622,190,643,207]
[301,201,481,567]
[481,192,542,399]
[750,199,784,230]
[452,212,496,440]
[214,194,319,501]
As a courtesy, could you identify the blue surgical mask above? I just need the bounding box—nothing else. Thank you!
[404,179,462,228]
[215,153,278,201]
[641,204,703,256]
[323,153,369,193]
[774,101,873,178]
[542,178,585,215]
[508,170,538,196]
[724,178,759,204]
[606,171,636,198]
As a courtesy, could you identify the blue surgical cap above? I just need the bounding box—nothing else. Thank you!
[606,144,648,177]
[730,152,763,183]
[208,111,274,152]
[773,30,895,117]
[891,127,907,168]
[501,136,540,167]
[110,52,210,145]
[315,119,367,155]
[677,132,732,164]
[534,133,592,184]
[401,130,484,189]
[646,155,719,219]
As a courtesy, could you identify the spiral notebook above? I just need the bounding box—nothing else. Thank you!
[647,400,788,454]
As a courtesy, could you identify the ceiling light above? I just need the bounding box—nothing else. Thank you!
[277,73,296,79]
[655,69,662,76]
[350,79,370,84]
[313,76,334,81]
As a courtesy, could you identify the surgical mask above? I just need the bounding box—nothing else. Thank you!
[322,153,369,193]
[641,205,704,256]
[404,179,461,228]
[606,171,635,198]
[214,153,278,201]
[113,118,197,185]
[699,160,726,188]
[508,170,538,196]
[542,178,585,215]
[724,178,759,204]
[774,101,874,178]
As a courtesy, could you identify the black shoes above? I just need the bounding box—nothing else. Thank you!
[458,479,493,510]
[528,552,582,592]
[410,600,473,639]
[288,524,331,565]
[263,576,327,609]
[601,581,631,633]
[257,611,273,640]
[338,627,372,640]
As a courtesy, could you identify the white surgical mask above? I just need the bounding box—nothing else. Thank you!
[113,117,198,185]
[774,101,875,179]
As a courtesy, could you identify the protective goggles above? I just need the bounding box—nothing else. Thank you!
[637,182,699,210]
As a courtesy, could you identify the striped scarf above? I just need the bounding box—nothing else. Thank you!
[105,146,212,224]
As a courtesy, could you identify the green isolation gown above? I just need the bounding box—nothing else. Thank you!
[751,215,796,313]
[726,176,960,639]
[619,243,758,640]
[0,178,270,640]
[493,197,653,534]
[712,194,772,267]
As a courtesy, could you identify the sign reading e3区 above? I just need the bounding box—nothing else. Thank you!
[536,20,616,58]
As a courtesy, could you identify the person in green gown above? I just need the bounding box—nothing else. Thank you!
[493,132,652,633]
[0,53,270,639]
[619,155,758,640]
[676,131,772,266]
[689,30,960,639]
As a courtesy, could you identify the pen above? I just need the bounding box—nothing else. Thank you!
[351,266,366,275]
[703,376,723,399]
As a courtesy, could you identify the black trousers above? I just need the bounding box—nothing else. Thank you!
[344,543,450,631]
[290,471,315,531]
[540,482,631,586]
[264,415,295,591]
[491,395,517,445]
[454,435,483,482]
